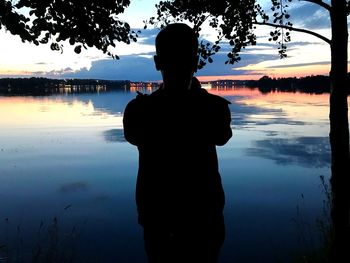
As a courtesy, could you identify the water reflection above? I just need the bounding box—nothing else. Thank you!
[59,181,89,193]
[0,96,123,128]
[58,90,136,117]
[246,136,331,168]
[0,86,345,263]
[231,105,307,129]
[103,129,126,143]
[58,84,107,94]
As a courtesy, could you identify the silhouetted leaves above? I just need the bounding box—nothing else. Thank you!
[74,45,82,54]
[146,0,294,68]
[0,0,135,57]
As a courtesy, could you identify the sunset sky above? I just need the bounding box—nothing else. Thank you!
[0,0,344,81]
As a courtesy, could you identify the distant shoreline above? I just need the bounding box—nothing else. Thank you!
[1,74,347,95]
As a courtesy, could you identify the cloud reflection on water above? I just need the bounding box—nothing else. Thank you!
[103,129,126,143]
[228,95,308,130]
[59,181,88,193]
[246,136,331,168]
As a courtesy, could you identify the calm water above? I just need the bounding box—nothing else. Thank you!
[0,87,340,262]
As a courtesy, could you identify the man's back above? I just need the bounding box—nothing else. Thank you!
[123,87,232,226]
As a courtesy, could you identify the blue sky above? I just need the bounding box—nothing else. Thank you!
[0,0,342,81]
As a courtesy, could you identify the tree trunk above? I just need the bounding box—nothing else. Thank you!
[329,0,350,261]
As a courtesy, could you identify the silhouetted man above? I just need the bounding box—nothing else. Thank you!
[123,23,232,263]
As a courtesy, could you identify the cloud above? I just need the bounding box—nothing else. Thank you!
[266,61,330,69]
[63,55,161,81]
[135,28,159,45]
[196,51,279,77]
[33,67,75,77]
[60,46,278,80]
[261,1,330,30]
[51,26,324,81]
[288,2,330,30]
[247,41,323,51]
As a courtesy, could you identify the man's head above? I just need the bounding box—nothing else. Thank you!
[154,23,199,90]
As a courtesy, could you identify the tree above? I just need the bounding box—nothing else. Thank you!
[0,0,140,58]
[146,0,349,261]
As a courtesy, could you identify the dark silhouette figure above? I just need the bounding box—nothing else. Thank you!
[123,23,232,263]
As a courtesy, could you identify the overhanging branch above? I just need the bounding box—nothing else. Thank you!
[254,21,331,45]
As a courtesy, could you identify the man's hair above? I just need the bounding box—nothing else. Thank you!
[155,23,198,69]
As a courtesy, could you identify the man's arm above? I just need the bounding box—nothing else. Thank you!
[123,99,142,146]
[214,98,232,146]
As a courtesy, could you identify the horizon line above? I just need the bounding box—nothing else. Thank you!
[0,73,332,83]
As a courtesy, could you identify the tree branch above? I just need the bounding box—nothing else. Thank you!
[254,21,331,45]
[301,0,331,12]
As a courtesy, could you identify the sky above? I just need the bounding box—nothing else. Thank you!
[0,0,345,81]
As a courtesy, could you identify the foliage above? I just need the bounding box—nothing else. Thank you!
[0,0,139,58]
[145,0,257,68]
[144,0,346,69]
[0,216,82,263]
[144,0,298,68]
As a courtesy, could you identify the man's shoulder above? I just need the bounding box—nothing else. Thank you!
[126,91,150,105]
[125,90,163,113]
[199,88,231,105]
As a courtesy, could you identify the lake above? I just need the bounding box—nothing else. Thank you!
[0,86,339,263]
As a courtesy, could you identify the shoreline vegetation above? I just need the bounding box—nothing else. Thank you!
[0,74,349,95]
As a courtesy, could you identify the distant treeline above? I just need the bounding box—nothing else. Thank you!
[0,77,130,95]
[1,74,349,96]
[244,74,349,94]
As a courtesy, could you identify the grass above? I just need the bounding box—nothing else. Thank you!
[292,175,333,263]
[1,216,81,263]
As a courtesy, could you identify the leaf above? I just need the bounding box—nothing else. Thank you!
[74,45,82,54]
[50,43,60,51]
